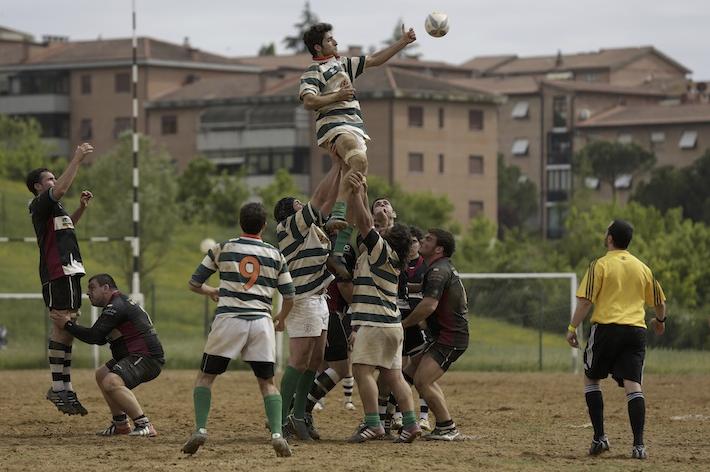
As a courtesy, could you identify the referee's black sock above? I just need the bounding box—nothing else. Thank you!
[584,384,605,440]
[627,391,645,446]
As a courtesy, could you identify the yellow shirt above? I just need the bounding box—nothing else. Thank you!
[577,250,665,328]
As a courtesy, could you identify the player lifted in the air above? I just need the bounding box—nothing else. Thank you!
[299,22,416,256]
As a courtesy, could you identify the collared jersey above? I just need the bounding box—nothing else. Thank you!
[421,257,469,348]
[577,250,666,328]
[191,236,295,320]
[350,229,402,328]
[299,55,371,146]
[277,202,334,299]
[29,188,85,283]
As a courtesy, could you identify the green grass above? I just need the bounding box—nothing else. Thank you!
[2,178,709,373]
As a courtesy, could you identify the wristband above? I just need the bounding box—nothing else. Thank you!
[567,324,577,333]
[655,317,666,323]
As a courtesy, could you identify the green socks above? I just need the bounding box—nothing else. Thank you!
[193,386,211,430]
[403,410,417,428]
[280,365,302,423]
[331,201,347,220]
[333,226,353,255]
[264,394,283,436]
[293,369,317,419]
[366,413,381,428]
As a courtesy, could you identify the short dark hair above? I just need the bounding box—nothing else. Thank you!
[607,219,633,249]
[409,225,424,242]
[273,197,296,224]
[371,197,390,213]
[428,228,456,257]
[26,168,49,195]
[89,273,118,289]
[240,202,267,234]
[383,223,412,270]
[303,23,333,56]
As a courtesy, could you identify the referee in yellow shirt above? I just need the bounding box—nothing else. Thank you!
[566,220,666,460]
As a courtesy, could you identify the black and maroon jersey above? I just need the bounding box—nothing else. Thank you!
[64,292,165,362]
[421,257,469,348]
[326,242,356,314]
[29,188,85,283]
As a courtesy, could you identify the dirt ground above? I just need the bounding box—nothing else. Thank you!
[2,370,709,472]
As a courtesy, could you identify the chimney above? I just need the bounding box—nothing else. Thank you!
[347,45,363,56]
[555,50,563,67]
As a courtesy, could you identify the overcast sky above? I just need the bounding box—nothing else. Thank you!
[2,0,708,78]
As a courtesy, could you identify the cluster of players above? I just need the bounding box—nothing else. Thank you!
[25,20,667,461]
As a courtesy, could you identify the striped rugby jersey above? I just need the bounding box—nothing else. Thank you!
[191,236,295,320]
[299,55,371,146]
[351,228,402,328]
[277,202,334,299]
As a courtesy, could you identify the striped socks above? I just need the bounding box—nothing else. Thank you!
[48,340,67,392]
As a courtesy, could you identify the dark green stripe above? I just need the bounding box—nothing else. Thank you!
[316,108,362,120]
[351,312,401,324]
[234,238,275,249]
[323,64,342,82]
[346,57,353,82]
[278,283,295,296]
[301,77,325,91]
[352,294,397,311]
[217,252,282,269]
[371,266,398,284]
[221,272,278,288]
[289,247,329,263]
[353,277,397,297]
[218,289,271,305]
[295,272,332,295]
[301,203,315,227]
[291,264,326,277]
[316,121,365,140]
[216,306,270,316]
[355,56,365,78]
[306,65,319,72]
[191,265,216,285]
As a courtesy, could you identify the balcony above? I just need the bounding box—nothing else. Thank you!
[0,94,70,114]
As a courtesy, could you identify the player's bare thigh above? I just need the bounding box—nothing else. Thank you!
[332,133,368,174]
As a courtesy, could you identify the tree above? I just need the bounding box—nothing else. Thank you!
[177,157,217,223]
[497,155,538,234]
[381,18,420,59]
[0,115,50,180]
[258,42,276,56]
[207,172,250,227]
[74,135,179,286]
[256,168,307,244]
[632,150,710,225]
[573,141,656,203]
[283,1,319,53]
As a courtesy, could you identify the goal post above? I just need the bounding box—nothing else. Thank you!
[459,272,582,373]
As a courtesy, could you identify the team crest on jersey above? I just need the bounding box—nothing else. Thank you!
[53,215,75,230]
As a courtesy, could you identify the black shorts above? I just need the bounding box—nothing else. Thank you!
[423,341,466,372]
[106,354,163,390]
[199,353,275,379]
[325,311,350,362]
[403,326,428,356]
[42,275,82,311]
[584,323,646,387]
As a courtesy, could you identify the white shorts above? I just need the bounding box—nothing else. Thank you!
[285,295,329,338]
[351,325,403,370]
[203,316,275,363]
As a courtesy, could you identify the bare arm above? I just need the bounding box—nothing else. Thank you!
[188,281,219,302]
[365,25,416,68]
[302,80,354,111]
[650,302,667,335]
[70,190,93,225]
[347,172,373,237]
[53,143,93,201]
[566,297,593,348]
[311,154,342,214]
[401,297,438,328]
[274,296,295,332]
[337,281,354,305]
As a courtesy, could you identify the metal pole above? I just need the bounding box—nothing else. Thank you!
[130,0,141,301]
[91,306,99,369]
[539,288,544,371]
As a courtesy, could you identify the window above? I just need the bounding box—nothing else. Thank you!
[161,115,177,135]
[468,109,484,130]
[113,117,131,138]
[79,119,92,140]
[617,133,632,144]
[408,153,424,172]
[115,72,130,93]
[80,75,91,95]
[552,96,568,128]
[438,107,445,128]
[408,106,423,127]
[512,139,529,156]
[547,168,571,191]
[650,131,665,144]
[614,174,633,189]
[322,154,332,173]
[468,201,484,219]
[468,155,484,175]
[679,130,698,149]
[438,154,444,174]
[511,101,529,119]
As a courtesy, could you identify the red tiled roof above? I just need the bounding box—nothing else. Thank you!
[577,103,710,127]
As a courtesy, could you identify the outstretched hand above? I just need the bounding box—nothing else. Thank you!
[79,190,93,208]
[401,24,416,44]
[347,171,366,194]
[74,143,94,160]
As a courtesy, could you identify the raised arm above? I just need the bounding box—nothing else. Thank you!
[53,143,93,201]
[365,24,416,68]
[70,190,93,225]
[311,153,342,215]
[346,172,372,237]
